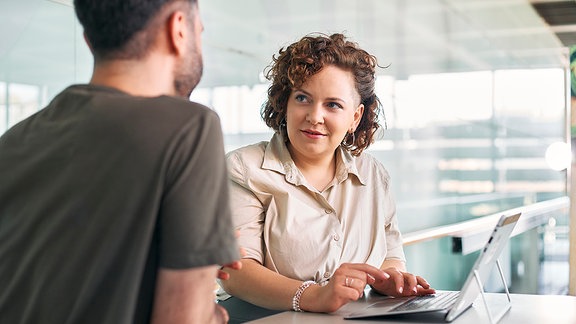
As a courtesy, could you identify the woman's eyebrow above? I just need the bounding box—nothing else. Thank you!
[325,96,347,104]
[295,89,348,104]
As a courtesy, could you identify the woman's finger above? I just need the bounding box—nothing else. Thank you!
[383,268,405,294]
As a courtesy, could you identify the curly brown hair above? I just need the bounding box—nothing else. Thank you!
[261,33,383,156]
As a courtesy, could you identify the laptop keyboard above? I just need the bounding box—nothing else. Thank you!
[390,291,460,312]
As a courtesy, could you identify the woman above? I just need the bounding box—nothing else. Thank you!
[220,33,435,314]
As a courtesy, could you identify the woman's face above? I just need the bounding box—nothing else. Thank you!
[285,65,364,164]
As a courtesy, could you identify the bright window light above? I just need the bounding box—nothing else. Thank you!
[545,141,571,171]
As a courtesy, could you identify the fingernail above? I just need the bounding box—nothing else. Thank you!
[383,272,390,279]
[399,287,403,294]
[413,287,417,294]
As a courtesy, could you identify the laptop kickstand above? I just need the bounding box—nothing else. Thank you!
[472,259,512,324]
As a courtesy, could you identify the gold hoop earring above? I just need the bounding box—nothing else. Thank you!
[279,117,288,139]
[343,131,355,146]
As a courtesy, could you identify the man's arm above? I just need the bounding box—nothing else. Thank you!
[151,266,228,324]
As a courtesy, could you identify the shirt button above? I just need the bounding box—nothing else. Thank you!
[333,234,340,241]
[325,209,333,214]
[324,272,331,278]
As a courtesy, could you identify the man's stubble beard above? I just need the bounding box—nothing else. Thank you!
[174,47,203,99]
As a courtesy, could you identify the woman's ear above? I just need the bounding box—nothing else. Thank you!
[353,104,364,129]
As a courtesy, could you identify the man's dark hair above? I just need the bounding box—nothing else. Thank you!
[74,0,195,61]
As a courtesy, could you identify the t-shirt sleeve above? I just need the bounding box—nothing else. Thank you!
[159,110,239,269]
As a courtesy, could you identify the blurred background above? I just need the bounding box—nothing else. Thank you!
[0,0,572,295]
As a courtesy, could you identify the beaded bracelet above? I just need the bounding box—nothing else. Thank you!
[292,280,316,312]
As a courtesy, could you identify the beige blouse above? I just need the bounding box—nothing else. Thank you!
[226,133,405,284]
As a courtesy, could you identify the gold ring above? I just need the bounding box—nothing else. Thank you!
[345,277,354,287]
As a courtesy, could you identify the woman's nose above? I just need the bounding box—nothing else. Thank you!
[306,105,324,125]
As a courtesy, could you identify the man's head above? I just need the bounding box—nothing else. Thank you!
[74,0,203,97]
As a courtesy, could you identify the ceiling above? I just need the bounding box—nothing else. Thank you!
[0,0,575,92]
[532,0,576,46]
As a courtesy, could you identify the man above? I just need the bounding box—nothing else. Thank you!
[0,0,240,323]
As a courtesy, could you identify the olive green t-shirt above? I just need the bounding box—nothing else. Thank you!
[0,85,238,323]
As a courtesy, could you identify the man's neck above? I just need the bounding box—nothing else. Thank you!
[89,55,175,97]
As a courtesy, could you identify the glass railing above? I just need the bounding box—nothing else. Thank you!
[402,197,569,294]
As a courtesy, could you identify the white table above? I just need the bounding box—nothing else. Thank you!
[247,293,576,324]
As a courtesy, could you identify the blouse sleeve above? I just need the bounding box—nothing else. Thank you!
[378,163,406,262]
[384,200,406,262]
[226,152,266,263]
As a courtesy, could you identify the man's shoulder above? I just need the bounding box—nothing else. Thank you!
[64,84,217,118]
[149,95,213,114]
[48,85,223,145]
[146,96,220,128]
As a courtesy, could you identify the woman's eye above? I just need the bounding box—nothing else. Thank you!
[328,102,343,109]
[295,94,307,102]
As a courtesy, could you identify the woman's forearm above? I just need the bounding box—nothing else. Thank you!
[219,259,304,310]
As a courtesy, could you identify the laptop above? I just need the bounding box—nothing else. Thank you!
[344,212,521,322]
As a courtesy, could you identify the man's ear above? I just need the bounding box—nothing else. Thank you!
[166,10,187,56]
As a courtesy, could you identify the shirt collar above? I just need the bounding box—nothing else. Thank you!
[262,133,366,186]
[335,146,366,185]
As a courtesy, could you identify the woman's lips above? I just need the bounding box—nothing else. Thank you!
[301,129,326,139]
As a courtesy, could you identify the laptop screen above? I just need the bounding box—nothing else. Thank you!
[445,212,521,321]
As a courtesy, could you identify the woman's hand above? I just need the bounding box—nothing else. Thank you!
[371,267,436,297]
[217,260,242,280]
[301,263,389,313]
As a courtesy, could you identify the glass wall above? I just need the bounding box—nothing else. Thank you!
[0,0,569,294]
[197,69,567,213]
[195,68,569,293]
[0,0,91,134]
